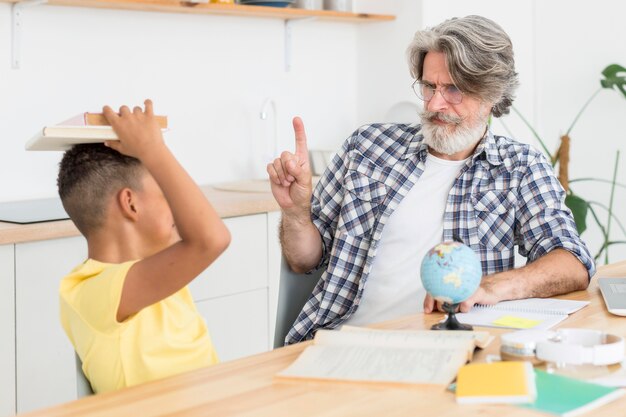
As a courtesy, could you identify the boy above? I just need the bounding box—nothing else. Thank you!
[57,100,231,393]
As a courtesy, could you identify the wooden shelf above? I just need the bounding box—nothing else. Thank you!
[0,0,396,22]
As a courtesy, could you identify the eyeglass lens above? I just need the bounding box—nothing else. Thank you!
[413,82,463,104]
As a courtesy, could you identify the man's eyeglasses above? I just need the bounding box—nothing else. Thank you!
[412,81,464,105]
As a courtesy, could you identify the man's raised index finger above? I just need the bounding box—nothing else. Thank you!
[292,116,309,159]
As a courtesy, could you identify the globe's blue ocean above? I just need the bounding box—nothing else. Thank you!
[420,241,482,304]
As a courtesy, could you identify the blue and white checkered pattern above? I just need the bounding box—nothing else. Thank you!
[285,123,595,345]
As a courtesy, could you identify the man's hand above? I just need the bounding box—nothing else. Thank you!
[267,117,313,217]
[423,282,500,313]
[457,285,500,312]
[423,293,458,313]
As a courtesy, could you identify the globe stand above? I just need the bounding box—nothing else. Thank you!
[430,302,473,331]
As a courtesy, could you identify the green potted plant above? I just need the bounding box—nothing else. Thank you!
[504,64,626,263]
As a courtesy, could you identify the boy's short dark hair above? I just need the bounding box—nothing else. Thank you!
[57,144,144,237]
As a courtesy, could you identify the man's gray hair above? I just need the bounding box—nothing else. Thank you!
[407,15,519,118]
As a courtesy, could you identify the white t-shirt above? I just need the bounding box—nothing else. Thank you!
[343,153,468,326]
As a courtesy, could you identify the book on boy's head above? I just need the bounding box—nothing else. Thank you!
[26,113,169,151]
[521,370,625,417]
[275,327,492,388]
[59,112,168,129]
[456,361,537,404]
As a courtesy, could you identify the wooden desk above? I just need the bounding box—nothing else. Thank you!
[19,261,626,417]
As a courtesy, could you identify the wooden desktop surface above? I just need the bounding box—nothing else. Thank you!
[19,260,626,417]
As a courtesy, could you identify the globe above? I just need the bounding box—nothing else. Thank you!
[420,241,482,305]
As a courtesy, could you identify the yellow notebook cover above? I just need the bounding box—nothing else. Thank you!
[456,361,536,404]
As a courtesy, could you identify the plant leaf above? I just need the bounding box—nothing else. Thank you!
[587,201,626,237]
[600,64,626,99]
[565,194,588,234]
[570,177,626,190]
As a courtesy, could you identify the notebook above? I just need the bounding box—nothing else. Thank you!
[521,370,624,416]
[456,361,536,404]
[454,298,590,330]
[598,277,626,316]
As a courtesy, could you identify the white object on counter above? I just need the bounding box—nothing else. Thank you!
[295,0,322,9]
[309,150,335,176]
[536,328,625,366]
[324,0,352,12]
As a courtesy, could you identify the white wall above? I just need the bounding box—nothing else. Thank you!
[534,0,626,264]
[0,2,361,201]
[355,0,423,124]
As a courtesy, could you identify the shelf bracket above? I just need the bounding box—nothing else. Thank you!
[284,17,315,72]
[12,0,47,69]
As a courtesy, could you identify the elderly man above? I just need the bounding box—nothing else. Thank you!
[268,15,594,345]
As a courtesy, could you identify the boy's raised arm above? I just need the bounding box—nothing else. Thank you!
[104,100,231,322]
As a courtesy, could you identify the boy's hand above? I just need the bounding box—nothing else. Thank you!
[267,117,313,218]
[102,99,164,160]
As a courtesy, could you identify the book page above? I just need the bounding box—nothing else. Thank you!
[338,326,492,349]
[476,298,590,315]
[276,344,468,386]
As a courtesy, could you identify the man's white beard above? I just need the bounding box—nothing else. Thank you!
[420,110,488,155]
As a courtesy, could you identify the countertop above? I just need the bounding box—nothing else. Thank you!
[0,183,280,245]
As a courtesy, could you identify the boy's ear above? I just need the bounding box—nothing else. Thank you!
[117,188,139,221]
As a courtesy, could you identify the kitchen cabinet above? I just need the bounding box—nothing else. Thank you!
[189,213,274,359]
[15,237,87,414]
[189,214,269,302]
[7,211,280,414]
[267,210,281,347]
[0,245,15,417]
[197,288,269,362]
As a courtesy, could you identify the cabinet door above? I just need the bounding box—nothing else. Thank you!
[188,214,268,301]
[0,245,15,417]
[267,211,281,349]
[15,237,87,414]
[196,288,269,362]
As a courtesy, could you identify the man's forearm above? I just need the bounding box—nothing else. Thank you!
[279,212,323,274]
[484,249,589,301]
[459,249,589,312]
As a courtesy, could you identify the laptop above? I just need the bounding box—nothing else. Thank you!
[598,277,626,316]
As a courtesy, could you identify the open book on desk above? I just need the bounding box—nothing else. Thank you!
[455,298,590,330]
[275,326,492,388]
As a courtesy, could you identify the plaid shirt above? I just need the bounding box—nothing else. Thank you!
[285,123,595,344]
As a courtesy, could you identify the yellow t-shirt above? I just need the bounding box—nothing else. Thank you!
[59,259,219,393]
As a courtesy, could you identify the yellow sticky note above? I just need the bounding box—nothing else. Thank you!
[492,315,541,329]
